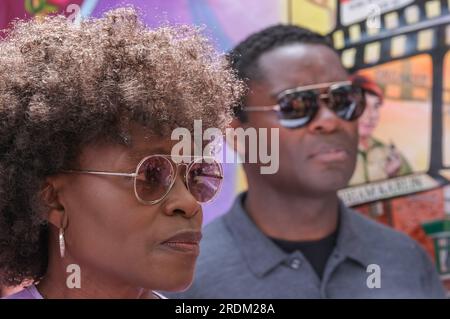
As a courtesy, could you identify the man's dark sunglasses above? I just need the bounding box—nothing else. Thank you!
[244,81,366,129]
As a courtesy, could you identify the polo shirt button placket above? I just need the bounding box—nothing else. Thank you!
[290,258,302,270]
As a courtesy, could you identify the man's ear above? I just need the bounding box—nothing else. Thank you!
[230,117,242,129]
[40,178,67,229]
[226,118,248,160]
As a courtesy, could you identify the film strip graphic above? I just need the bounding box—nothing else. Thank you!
[329,0,449,72]
[329,0,450,202]
[286,1,450,202]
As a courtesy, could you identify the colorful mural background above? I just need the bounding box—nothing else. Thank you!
[1,0,450,293]
[1,0,449,223]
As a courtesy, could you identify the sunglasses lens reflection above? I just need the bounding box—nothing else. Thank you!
[187,160,223,203]
[278,84,365,128]
[330,85,365,121]
[135,156,223,204]
[135,156,174,203]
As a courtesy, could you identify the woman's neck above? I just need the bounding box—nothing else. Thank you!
[37,251,156,299]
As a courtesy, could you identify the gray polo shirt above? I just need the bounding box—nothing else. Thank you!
[167,193,445,298]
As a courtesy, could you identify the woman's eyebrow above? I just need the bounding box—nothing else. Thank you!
[127,147,170,162]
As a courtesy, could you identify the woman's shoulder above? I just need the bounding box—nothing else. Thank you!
[3,286,166,299]
[2,285,43,299]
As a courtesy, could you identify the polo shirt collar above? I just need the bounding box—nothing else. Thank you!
[335,201,374,268]
[223,193,287,277]
[223,192,373,277]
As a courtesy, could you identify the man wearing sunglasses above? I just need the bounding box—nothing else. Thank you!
[168,25,445,298]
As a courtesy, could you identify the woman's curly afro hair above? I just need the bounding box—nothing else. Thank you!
[0,7,243,285]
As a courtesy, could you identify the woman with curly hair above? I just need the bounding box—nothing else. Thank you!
[0,7,241,299]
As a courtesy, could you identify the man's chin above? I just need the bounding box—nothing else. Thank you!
[299,172,352,194]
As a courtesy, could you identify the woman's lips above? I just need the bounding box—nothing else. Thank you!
[160,231,202,254]
[162,242,200,254]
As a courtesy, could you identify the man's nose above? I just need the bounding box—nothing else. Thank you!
[307,101,340,134]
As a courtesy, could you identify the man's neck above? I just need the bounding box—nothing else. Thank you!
[244,185,340,242]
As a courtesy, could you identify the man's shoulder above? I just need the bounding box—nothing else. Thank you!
[345,206,427,258]
[345,206,445,297]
